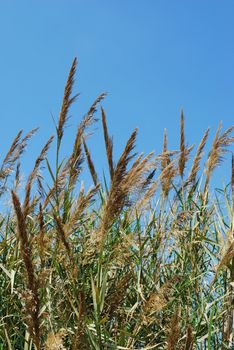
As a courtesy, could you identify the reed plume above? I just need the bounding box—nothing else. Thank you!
[42,162,70,209]
[184,325,194,350]
[67,93,106,190]
[0,128,37,194]
[101,107,114,180]
[83,139,98,186]
[179,110,186,178]
[23,135,54,217]
[72,291,87,350]
[20,128,39,155]
[2,130,23,168]
[38,203,45,265]
[98,129,138,242]
[104,273,132,317]
[57,57,78,144]
[11,191,41,349]
[45,330,66,350]
[53,213,71,257]
[167,309,180,350]
[66,183,100,235]
[14,161,21,191]
[210,241,234,288]
[204,123,234,193]
[161,129,172,196]
[178,111,194,181]
[187,128,210,185]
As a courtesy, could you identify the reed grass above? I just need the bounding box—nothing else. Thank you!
[0,58,234,349]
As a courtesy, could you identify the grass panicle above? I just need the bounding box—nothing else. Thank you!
[179,109,186,178]
[57,57,78,144]
[205,123,234,193]
[23,135,54,217]
[101,106,114,180]
[83,139,98,186]
[11,191,41,350]
[187,128,210,185]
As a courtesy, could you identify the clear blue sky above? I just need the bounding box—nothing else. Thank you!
[0,1,234,186]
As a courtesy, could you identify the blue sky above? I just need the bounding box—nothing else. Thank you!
[0,1,234,187]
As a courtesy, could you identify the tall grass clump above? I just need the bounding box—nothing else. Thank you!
[0,58,234,350]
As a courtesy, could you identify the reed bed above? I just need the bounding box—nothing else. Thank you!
[0,59,234,349]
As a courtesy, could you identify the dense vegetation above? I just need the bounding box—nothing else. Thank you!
[0,58,234,349]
